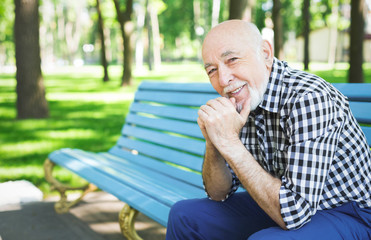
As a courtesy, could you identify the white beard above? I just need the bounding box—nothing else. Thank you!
[235,75,269,113]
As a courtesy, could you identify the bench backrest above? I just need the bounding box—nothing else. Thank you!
[109,82,219,188]
[109,82,371,185]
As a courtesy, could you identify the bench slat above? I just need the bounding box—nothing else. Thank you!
[61,149,205,201]
[333,83,371,102]
[126,113,203,139]
[49,150,173,226]
[361,126,371,147]
[108,146,203,188]
[349,102,371,124]
[105,148,203,187]
[139,81,216,93]
[135,90,218,107]
[122,125,205,156]
[114,137,203,172]
[130,102,199,122]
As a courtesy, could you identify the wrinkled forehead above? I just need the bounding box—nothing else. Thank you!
[202,21,259,60]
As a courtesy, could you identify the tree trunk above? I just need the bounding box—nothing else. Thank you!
[150,4,161,69]
[14,0,49,119]
[96,0,109,82]
[145,0,153,71]
[113,0,133,86]
[229,0,248,20]
[328,0,339,68]
[303,0,310,70]
[349,0,364,83]
[135,3,145,71]
[272,0,284,59]
[212,0,221,27]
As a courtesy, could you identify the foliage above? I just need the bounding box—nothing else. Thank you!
[0,0,14,65]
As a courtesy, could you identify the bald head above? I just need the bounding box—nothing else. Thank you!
[202,20,263,60]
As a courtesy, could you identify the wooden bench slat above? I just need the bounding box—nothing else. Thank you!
[126,113,203,139]
[49,150,173,226]
[333,83,371,102]
[361,126,371,147]
[108,146,203,188]
[349,102,371,124]
[114,137,203,172]
[122,125,205,156]
[60,149,205,201]
[130,102,199,122]
[135,90,218,107]
[139,81,216,93]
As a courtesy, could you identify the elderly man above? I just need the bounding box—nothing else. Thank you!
[166,20,370,239]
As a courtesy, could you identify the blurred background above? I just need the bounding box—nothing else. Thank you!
[1,0,370,196]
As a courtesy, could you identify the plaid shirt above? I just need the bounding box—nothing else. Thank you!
[223,58,371,230]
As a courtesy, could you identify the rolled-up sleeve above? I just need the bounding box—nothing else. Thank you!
[280,92,344,229]
[203,161,241,201]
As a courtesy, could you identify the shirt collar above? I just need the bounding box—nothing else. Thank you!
[257,57,285,113]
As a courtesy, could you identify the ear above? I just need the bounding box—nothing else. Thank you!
[261,40,274,68]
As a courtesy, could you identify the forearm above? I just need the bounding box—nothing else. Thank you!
[218,139,287,229]
[202,141,233,201]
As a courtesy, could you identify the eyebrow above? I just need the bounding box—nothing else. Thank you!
[221,50,235,58]
[204,50,237,69]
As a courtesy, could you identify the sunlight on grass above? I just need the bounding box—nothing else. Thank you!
[0,141,60,158]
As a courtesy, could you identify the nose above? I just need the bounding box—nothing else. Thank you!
[218,64,232,87]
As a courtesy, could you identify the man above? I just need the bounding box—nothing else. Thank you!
[166,20,371,239]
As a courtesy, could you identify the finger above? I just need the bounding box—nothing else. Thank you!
[199,103,217,116]
[239,98,251,121]
[228,97,237,109]
[206,98,225,111]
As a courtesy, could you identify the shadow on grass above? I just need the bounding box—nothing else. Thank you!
[0,99,131,193]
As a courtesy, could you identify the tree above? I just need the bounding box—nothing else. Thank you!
[272,0,284,59]
[113,0,133,86]
[14,0,49,119]
[0,0,14,68]
[349,0,365,83]
[229,0,248,20]
[96,0,109,82]
[302,0,310,70]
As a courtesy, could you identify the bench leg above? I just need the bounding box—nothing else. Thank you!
[119,204,143,240]
[44,158,98,213]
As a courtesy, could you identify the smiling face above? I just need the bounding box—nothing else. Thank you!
[202,20,273,111]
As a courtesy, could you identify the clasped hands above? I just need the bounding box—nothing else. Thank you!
[197,97,251,151]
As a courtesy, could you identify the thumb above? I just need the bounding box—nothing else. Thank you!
[239,98,251,121]
[229,97,236,107]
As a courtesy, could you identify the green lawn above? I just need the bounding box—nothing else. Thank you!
[0,62,370,197]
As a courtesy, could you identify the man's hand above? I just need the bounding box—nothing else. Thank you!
[198,97,251,150]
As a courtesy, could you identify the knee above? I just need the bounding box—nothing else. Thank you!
[168,200,194,225]
[166,199,203,239]
[248,227,291,240]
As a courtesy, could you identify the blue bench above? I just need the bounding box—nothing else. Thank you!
[44,81,371,239]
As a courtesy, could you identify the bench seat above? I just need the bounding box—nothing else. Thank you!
[49,148,206,226]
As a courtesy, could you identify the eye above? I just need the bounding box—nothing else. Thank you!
[228,57,238,63]
[207,68,217,76]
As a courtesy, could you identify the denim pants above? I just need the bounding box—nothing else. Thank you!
[165,192,371,240]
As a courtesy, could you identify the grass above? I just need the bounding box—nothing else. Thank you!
[0,61,370,197]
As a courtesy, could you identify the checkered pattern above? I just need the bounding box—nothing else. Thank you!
[221,58,371,230]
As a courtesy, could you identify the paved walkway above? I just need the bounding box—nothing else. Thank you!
[0,192,166,240]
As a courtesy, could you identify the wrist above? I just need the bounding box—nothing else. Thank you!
[216,137,244,160]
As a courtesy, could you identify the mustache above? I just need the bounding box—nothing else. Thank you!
[222,81,248,97]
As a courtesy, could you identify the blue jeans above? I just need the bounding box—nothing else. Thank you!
[166,192,371,240]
